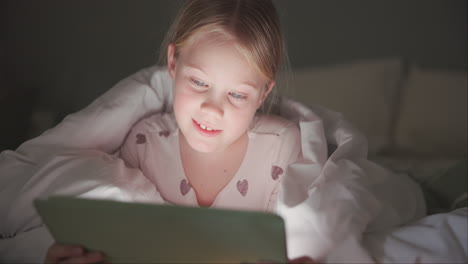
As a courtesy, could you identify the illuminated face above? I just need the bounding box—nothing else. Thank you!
[168,32,273,153]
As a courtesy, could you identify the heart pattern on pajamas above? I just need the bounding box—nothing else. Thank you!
[237,179,248,196]
[271,165,284,180]
[159,131,170,137]
[180,179,192,196]
[136,133,146,144]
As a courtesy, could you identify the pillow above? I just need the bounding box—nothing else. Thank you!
[394,66,467,157]
[289,58,403,154]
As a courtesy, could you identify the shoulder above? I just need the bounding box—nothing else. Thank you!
[130,112,178,135]
[250,114,302,164]
[250,114,300,140]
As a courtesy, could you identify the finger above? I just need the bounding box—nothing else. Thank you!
[45,243,84,263]
[289,256,316,264]
[58,251,105,264]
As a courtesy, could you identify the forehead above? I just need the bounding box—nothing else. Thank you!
[177,31,267,87]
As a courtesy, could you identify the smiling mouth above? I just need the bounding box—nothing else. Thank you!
[192,119,222,136]
[195,120,217,131]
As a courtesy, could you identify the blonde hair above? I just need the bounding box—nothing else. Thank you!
[159,0,287,84]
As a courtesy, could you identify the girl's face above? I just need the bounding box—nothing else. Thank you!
[168,32,274,153]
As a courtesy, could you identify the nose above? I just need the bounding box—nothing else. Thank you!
[200,92,224,118]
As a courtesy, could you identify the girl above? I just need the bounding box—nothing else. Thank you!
[45,0,315,263]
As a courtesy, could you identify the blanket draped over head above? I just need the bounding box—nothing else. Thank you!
[0,66,426,263]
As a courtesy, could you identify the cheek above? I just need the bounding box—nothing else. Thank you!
[255,92,266,107]
[173,83,193,114]
[228,105,257,130]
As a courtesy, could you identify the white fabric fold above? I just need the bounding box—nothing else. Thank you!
[276,98,426,262]
[1,150,163,263]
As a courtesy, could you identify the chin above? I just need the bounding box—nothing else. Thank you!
[189,142,217,153]
[186,138,220,153]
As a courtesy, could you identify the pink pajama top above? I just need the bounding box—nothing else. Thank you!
[120,113,301,212]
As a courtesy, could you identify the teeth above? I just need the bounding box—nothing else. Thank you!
[198,122,215,131]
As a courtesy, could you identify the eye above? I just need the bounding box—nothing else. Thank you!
[191,78,208,88]
[229,92,247,100]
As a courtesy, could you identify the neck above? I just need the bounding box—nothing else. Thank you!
[179,131,248,162]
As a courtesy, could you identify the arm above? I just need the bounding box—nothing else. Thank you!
[119,125,143,170]
[266,121,302,212]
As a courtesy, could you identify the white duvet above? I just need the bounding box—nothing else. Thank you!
[0,66,466,263]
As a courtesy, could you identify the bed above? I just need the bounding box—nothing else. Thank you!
[0,62,466,263]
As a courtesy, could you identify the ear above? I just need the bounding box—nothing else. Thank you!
[258,80,275,108]
[167,43,177,80]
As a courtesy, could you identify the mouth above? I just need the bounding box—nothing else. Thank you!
[192,119,222,137]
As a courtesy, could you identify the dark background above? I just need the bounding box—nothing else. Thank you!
[1,0,466,151]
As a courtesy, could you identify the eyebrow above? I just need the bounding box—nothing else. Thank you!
[184,64,208,77]
[239,81,258,92]
[185,64,259,91]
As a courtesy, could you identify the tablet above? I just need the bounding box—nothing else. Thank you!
[34,196,287,263]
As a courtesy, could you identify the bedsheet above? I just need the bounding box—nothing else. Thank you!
[365,207,467,263]
[0,150,163,263]
[0,66,465,263]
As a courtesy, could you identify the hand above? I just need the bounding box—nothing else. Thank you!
[289,256,317,263]
[257,256,317,264]
[45,243,106,264]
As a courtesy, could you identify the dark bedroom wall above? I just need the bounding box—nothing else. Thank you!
[275,0,467,70]
[0,0,466,151]
[0,0,184,151]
